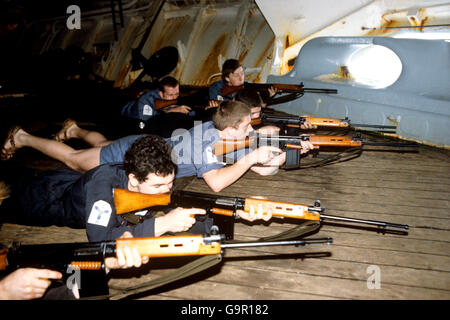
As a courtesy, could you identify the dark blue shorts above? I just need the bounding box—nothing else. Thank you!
[99,135,146,165]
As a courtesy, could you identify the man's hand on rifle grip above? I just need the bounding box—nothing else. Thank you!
[268,86,281,97]
[206,100,221,109]
[155,207,206,236]
[250,145,283,165]
[299,139,315,154]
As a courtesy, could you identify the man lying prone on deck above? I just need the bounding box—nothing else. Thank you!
[1,101,315,193]
[0,135,272,243]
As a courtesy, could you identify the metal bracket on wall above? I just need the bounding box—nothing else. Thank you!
[111,0,125,41]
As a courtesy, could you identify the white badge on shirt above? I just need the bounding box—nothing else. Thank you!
[204,146,219,164]
[143,104,153,116]
[87,200,112,227]
[134,210,148,216]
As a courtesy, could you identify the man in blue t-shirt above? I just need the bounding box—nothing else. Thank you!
[2,101,316,192]
[207,59,278,109]
[121,76,193,122]
[208,59,245,102]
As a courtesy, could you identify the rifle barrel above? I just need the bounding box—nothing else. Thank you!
[362,141,418,147]
[321,214,409,230]
[351,123,397,129]
[220,237,333,249]
[303,88,338,94]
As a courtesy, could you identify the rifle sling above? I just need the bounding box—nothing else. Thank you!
[256,220,321,242]
[301,147,363,169]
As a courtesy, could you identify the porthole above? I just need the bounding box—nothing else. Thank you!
[347,45,402,89]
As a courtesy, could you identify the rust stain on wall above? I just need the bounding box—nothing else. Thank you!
[195,33,230,86]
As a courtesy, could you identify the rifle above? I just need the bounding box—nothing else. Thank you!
[0,231,332,298]
[113,189,409,238]
[251,114,396,131]
[221,82,338,97]
[154,96,208,111]
[0,233,332,271]
[213,132,418,169]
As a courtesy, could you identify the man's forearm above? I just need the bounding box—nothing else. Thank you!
[203,153,255,192]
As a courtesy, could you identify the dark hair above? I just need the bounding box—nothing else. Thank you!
[221,59,242,81]
[212,100,251,130]
[235,89,263,108]
[124,135,176,183]
[158,76,179,92]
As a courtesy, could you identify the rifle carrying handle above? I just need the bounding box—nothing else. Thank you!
[213,138,251,156]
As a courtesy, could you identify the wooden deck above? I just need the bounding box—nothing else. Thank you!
[1,128,449,300]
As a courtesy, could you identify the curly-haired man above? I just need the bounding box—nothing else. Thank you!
[0,135,208,242]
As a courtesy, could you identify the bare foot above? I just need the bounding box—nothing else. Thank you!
[1,126,22,160]
[54,119,78,142]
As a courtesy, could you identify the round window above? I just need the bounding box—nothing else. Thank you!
[347,45,402,89]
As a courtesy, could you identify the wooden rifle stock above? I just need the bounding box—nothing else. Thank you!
[213,137,252,156]
[154,98,178,111]
[114,188,171,215]
[250,118,263,126]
